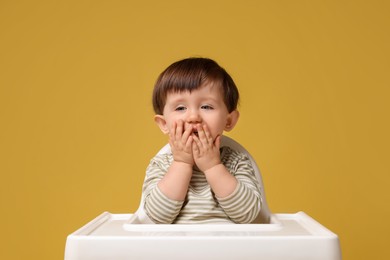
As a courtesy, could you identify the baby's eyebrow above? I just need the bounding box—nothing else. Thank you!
[166,94,187,103]
[201,97,219,103]
[168,99,187,106]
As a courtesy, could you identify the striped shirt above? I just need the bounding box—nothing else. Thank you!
[143,146,262,224]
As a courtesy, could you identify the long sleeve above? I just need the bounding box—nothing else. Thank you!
[217,148,262,223]
[141,147,262,224]
[142,154,184,224]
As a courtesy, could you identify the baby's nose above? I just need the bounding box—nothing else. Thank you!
[187,111,201,123]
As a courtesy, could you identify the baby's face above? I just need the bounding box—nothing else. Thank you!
[161,83,235,141]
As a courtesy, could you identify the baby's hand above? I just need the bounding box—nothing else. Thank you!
[192,124,221,172]
[169,120,194,166]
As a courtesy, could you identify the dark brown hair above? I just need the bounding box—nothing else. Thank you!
[152,57,239,115]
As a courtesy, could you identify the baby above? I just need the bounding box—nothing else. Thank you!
[142,57,262,224]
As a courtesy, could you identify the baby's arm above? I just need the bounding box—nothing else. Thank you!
[143,158,184,224]
[192,124,238,198]
[192,125,261,223]
[158,120,194,201]
[144,120,195,223]
[217,153,262,223]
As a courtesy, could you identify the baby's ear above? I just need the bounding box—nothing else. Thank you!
[224,110,240,132]
[154,115,169,134]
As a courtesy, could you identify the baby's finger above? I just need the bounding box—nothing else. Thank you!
[185,135,193,151]
[192,140,200,156]
[214,135,221,148]
[202,124,214,145]
[169,121,177,140]
[192,133,202,149]
[196,124,207,145]
[182,123,193,140]
[176,120,184,139]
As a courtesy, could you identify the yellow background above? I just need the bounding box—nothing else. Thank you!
[1,1,389,259]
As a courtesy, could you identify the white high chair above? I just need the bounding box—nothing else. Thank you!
[64,136,342,260]
[129,135,271,225]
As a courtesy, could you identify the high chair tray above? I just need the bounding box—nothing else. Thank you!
[65,211,341,260]
[123,213,283,231]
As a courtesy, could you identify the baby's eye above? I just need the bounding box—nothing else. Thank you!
[175,106,186,111]
[201,105,214,110]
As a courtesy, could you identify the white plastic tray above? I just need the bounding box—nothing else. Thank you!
[65,211,341,260]
[123,214,282,232]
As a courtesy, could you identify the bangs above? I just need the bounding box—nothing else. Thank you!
[152,58,238,115]
[159,59,223,93]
